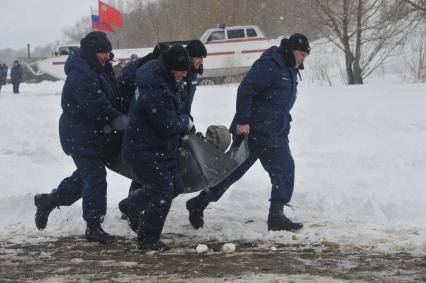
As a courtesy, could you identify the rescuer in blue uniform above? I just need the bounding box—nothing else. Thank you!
[122,45,192,252]
[186,33,310,232]
[34,31,127,244]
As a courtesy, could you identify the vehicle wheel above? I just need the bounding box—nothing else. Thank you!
[199,79,215,86]
[223,77,238,84]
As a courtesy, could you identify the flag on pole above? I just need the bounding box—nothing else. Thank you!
[91,15,114,33]
[99,1,123,28]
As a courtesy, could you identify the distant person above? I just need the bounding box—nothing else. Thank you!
[0,64,4,93]
[121,44,192,252]
[129,54,138,62]
[2,63,8,85]
[186,33,310,232]
[11,61,22,94]
[33,31,128,244]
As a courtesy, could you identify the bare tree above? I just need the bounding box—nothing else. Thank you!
[402,0,426,13]
[63,0,324,49]
[63,16,92,43]
[403,24,426,82]
[32,44,56,58]
[314,0,416,84]
[123,0,323,45]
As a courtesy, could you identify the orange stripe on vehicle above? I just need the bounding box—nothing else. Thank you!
[241,49,266,54]
[207,51,235,56]
[206,38,267,44]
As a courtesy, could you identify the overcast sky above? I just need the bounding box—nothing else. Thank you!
[0,0,99,50]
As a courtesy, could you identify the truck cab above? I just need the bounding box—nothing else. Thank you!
[55,44,80,56]
[200,25,266,44]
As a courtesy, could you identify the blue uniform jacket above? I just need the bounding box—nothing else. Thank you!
[116,53,156,114]
[230,47,298,147]
[122,56,189,167]
[180,69,198,118]
[59,52,124,158]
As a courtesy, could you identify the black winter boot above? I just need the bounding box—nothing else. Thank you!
[267,201,303,231]
[85,221,115,244]
[118,198,129,220]
[137,239,170,253]
[118,197,139,233]
[186,193,210,229]
[34,193,57,230]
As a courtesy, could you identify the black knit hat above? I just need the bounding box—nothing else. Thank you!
[80,31,112,54]
[153,43,170,58]
[186,40,207,58]
[285,33,310,54]
[164,44,190,71]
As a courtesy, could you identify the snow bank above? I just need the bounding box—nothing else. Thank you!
[0,80,425,255]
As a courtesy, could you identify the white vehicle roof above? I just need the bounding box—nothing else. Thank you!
[56,43,80,56]
[200,25,266,43]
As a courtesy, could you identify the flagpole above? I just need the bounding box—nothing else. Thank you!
[90,5,95,31]
[90,6,94,31]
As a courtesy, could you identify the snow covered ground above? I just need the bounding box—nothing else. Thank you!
[1,79,425,259]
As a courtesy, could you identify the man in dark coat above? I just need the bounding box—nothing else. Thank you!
[117,43,169,115]
[116,43,169,229]
[0,64,4,93]
[122,44,192,252]
[11,61,22,94]
[117,41,208,232]
[186,33,310,232]
[181,40,207,129]
[33,31,128,244]
[2,63,8,85]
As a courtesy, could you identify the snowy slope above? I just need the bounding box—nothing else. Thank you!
[0,80,425,255]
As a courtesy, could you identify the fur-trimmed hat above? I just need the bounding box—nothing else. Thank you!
[186,40,207,58]
[164,44,190,71]
[80,31,112,54]
[285,33,310,54]
[153,43,170,58]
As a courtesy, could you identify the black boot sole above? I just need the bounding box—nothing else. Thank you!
[85,233,115,244]
[85,237,114,244]
[186,201,204,229]
[118,198,129,219]
[268,223,303,232]
[34,194,51,231]
[138,241,170,253]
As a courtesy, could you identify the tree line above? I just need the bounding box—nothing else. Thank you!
[62,0,426,84]
[1,0,425,84]
[63,0,322,48]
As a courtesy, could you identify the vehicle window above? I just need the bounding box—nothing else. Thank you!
[58,46,79,55]
[227,29,245,39]
[58,47,70,55]
[208,31,225,41]
[247,28,257,37]
[69,46,79,54]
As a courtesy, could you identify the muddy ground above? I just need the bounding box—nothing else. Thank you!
[1,233,425,282]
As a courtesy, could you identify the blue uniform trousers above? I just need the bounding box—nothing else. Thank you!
[51,155,108,222]
[128,158,183,241]
[203,138,295,204]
